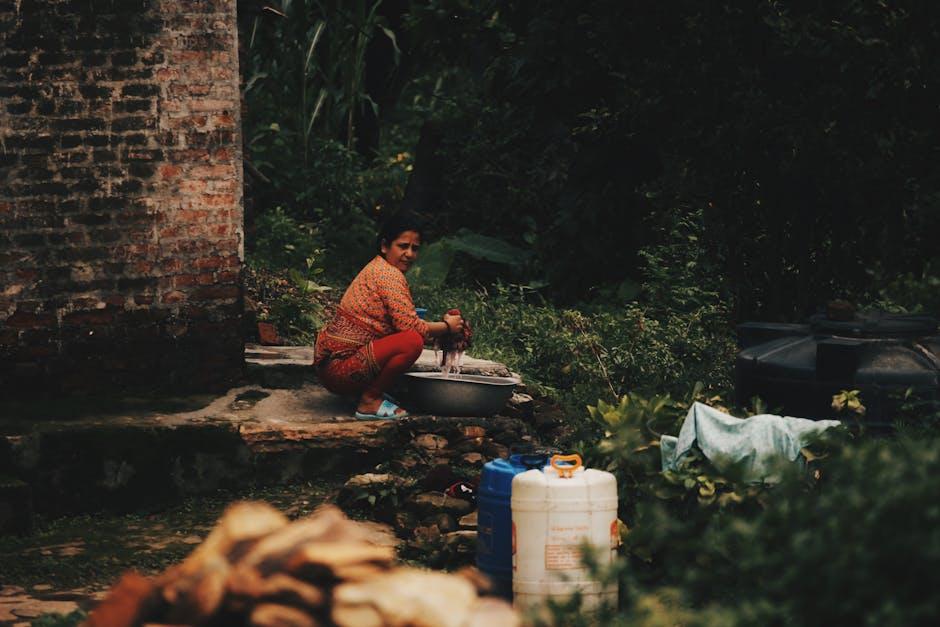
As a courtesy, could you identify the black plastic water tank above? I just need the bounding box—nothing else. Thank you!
[735,312,940,424]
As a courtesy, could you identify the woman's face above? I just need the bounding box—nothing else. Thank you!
[381,230,421,273]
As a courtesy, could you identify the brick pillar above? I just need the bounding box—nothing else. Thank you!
[0,0,245,397]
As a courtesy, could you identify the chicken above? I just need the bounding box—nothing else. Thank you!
[435,308,472,377]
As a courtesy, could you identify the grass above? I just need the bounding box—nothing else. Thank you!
[0,480,343,591]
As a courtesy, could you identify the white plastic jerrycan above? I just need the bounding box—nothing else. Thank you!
[511,453,619,612]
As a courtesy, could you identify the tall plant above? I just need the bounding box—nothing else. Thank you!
[242,0,400,203]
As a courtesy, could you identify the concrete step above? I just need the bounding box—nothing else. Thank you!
[0,346,531,526]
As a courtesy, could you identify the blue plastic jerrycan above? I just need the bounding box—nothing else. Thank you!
[476,453,548,599]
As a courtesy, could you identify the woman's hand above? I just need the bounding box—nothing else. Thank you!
[443,311,464,335]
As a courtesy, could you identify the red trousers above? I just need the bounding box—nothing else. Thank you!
[317,329,423,398]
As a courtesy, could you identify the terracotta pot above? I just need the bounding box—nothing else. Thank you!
[257,321,281,346]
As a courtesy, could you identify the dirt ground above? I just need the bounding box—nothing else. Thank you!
[0,480,402,625]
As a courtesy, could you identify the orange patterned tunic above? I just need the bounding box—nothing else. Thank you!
[314,255,430,371]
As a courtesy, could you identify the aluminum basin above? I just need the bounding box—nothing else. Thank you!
[394,372,520,417]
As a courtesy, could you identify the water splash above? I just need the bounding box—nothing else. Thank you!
[439,349,465,378]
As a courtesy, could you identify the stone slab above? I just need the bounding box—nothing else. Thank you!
[0,345,521,520]
[411,349,513,378]
[246,344,513,378]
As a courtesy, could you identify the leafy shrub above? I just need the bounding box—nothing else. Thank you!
[408,228,532,290]
[865,262,940,316]
[412,282,735,415]
[30,611,87,627]
[249,207,324,271]
[547,390,940,626]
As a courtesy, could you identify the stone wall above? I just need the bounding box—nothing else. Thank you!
[0,0,244,397]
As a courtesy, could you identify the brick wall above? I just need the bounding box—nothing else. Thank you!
[0,0,245,398]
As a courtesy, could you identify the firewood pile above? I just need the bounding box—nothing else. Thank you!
[84,502,519,627]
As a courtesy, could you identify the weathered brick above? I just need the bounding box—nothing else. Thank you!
[57,100,86,115]
[79,84,112,99]
[59,167,91,179]
[36,99,56,115]
[92,150,118,162]
[59,247,110,262]
[16,215,67,229]
[62,310,114,326]
[116,277,152,290]
[73,150,96,165]
[0,53,30,68]
[38,52,71,65]
[111,51,137,66]
[121,133,149,146]
[89,196,125,211]
[158,164,181,178]
[70,213,111,226]
[82,53,109,67]
[5,310,55,329]
[114,99,152,113]
[94,230,123,243]
[122,149,163,161]
[140,50,164,65]
[53,118,107,131]
[6,100,33,114]
[128,163,156,178]
[72,178,102,193]
[2,0,243,398]
[60,135,83,149]
[21,167,54,180]
[13,233,45,247]
[23,154,51,168]
[161,290,186,304]
[85,134,111,147]
[93,66,154,81]
[191,285,238,301]
[111,116,153,131]
[115,179,143,193]
[5,134,55,151]
[22,182,70,196]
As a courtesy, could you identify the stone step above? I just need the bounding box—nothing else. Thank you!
[0,380,534,525]
[246,344,516,387]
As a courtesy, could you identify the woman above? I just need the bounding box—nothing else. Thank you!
[313,214,464,419]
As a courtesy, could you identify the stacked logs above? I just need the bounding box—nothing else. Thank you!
[84,503,518,627]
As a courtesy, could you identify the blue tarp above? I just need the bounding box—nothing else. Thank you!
[660,402,841,482]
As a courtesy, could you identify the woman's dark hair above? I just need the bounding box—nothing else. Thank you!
[376,212,425,252]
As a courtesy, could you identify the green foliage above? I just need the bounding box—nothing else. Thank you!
[265,271,329,344]
[398,0,940,313]
[344,482,404,511]
[30,611,87,627]
[583,391,780,537]
[241,1,402,276]
[831,388,866,416]
[412,282,735,415]
[546,389,940,625]
[865,262,940,316]
[408,229,531,290]
[249,207,323,271]
[243,0,397,156]
[246,208,330,343]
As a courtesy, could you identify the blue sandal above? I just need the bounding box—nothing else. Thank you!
[355,399,409,421]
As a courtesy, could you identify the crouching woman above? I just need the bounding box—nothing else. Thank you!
[313,214,464,419]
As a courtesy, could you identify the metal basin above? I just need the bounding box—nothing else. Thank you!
[393,372,520,417]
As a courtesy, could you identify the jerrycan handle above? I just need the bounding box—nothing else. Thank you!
[550,454,582,478]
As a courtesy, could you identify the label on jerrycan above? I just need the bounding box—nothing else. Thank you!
[544,522,590,570]
[511,521,517,571]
